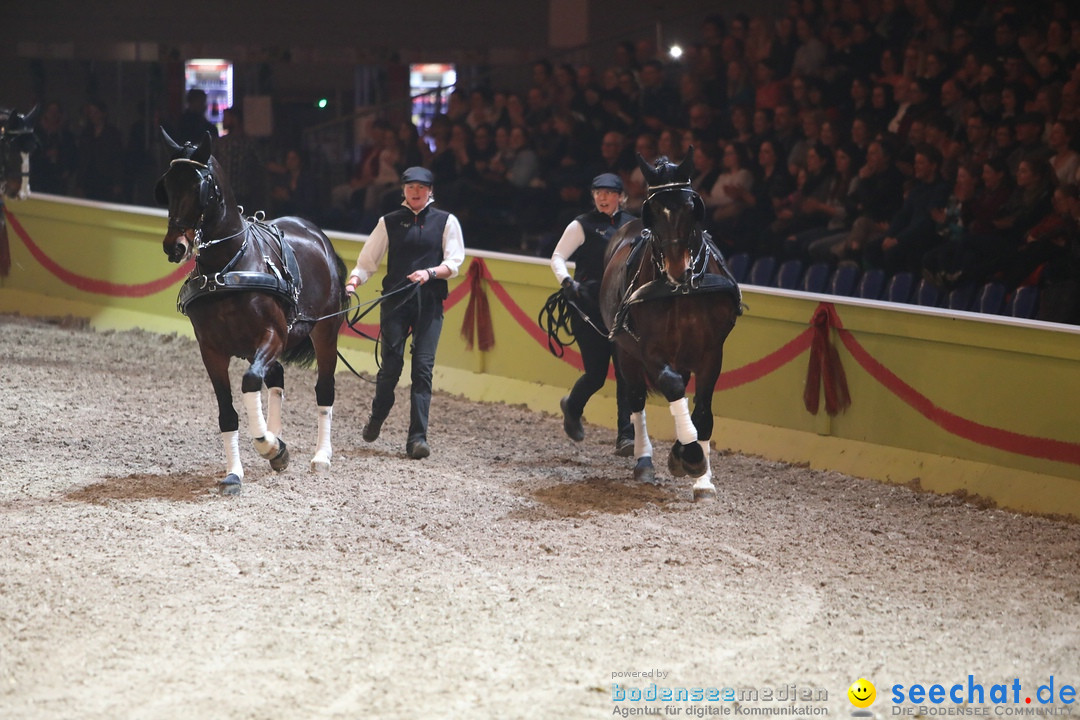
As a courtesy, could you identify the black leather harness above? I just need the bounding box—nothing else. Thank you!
[177,218,302,320]
[609,229,743,341]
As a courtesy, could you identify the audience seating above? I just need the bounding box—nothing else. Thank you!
[885,272,914,303]
[856,268,885,300]
[1008,285,1040,319]
[945,284,975,312]
[775,259,803,290]
[828,262,861,296]
[801,262,831,294]
[748,256,777,286]
[976,282,1006,315]
[913,278,940,307]
[727,252,751,283]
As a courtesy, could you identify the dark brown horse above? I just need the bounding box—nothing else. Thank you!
[156,129,347,493]
[0,106,39,199]
[599,151,741,500]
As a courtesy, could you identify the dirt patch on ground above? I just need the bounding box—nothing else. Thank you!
[1,314,1078,719]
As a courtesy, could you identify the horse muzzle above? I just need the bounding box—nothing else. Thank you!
[164,233,193,264]
[663,250,692,285]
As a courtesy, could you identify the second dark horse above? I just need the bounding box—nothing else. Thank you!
[600,150,741,501]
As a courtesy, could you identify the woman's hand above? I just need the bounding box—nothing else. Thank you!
[408,267,440,284]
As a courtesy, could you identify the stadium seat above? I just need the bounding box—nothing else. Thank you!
[828,261,861,296]
[775,259,803,289]
[1008,285,1039,319]
[856,268,885,299]
[976,281,1006,314]
[727,252,751,283]
[945,284,975,311]
[913,277,940,306]
[800,262,831,294]
[885,271,914,303]
[748,255,776,286]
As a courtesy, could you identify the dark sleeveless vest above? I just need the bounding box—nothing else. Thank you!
[570,208,633,285]
[383,203,449,299]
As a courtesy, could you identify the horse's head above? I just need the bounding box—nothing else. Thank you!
[638,148,704,284]
[1,106,40,200]
[155,127,226,263]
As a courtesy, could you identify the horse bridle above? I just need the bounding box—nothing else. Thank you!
[642,182,717,292]
[163,157,224,252]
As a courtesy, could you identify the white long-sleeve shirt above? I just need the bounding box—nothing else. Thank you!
[549,219,587,285]
[349,199,466,286]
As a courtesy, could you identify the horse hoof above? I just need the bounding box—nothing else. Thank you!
[667,443,687,478]
[680,442,707,477]
[693,486,717,502]
[310,455,331,473]
[633,457,657,484]
[219,473,242,496]
[269,440,290,472]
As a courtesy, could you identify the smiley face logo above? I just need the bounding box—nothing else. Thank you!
[848,678,876,708]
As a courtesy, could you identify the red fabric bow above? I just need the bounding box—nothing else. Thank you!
[804,303,851,416]
[460,257,495,351]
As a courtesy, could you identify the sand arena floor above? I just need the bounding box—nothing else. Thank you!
[1,314,1078,719]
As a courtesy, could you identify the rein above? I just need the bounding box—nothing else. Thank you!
[537,290,609,358]
[334,280,423,383]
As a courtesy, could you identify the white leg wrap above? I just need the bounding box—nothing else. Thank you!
[267,387,284,437]
[697,439,711,476]
[692,440,716,492]
[669,397,698,445]
[632,411,653,459]
[311,406,333,469]
[242,390,278,457]
[222,430,243,481]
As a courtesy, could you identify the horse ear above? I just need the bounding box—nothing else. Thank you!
[22,105,40,128]
[676,148,696,181]
[192,131,213,164]
[636,153,656,185]
[160,126,182,153]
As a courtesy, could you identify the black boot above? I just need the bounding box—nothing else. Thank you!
[560,396,584,442]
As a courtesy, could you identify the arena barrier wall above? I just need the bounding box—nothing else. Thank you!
[3,196,1079,518]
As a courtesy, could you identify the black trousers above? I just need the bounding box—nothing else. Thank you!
[566,305,633,441]
[370,290,444,445]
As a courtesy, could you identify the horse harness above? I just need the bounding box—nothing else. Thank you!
[608,185,743,341]
[176,215,302,323]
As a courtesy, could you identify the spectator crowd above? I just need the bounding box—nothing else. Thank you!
[25,0,1080,324]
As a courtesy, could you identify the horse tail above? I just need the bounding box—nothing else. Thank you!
[281,337,317,367]
[333,251,349,312]
[281,249,347,369]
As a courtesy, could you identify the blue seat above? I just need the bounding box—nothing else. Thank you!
[885,271,914,303]
[1008,285,1039,319]
[856,268,885,299]
[945,284,975,311]
[727,252,751,283]
[976,281,1006,314]
[913,277,940,306]
[800,262,831,294]
[748,255,777,286]
[828,262,861,296]
[775,259,803,289]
